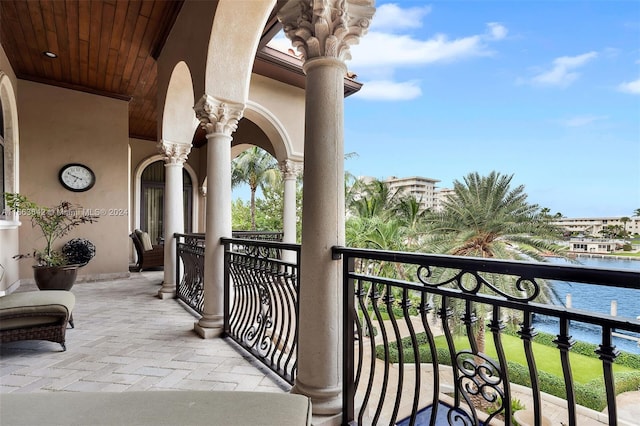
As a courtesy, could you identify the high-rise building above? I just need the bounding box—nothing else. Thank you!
[384,176,440,211]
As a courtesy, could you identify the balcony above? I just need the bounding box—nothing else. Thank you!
[2,236,639,426]
[174,235,640,425]
[0,270,290,395]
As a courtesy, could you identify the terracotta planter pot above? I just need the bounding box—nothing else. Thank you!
[33,265,79,291]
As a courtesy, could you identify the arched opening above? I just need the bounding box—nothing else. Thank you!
[140,160,193,244]
[1,97,5,215]
[0,72,19,223]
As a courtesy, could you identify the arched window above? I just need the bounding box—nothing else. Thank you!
[140,160,193,244]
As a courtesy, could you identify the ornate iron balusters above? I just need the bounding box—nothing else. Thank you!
[597,326,620,426]
[519,311,542,424]
[419,290,440,426]
[489,305,511,424]
[554,317,577,425]
[175,233,205,314]
[223,238,299,385]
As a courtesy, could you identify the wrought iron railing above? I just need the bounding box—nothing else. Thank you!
[334,247,640,426]
[175,233,205,314]
[174,232,283,315]
[222,237,301,385]
[232,230,284,242]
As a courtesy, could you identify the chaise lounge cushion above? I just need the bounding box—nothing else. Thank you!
[0,290,75,351]
[0,390,312,426]
[0,290,75,331]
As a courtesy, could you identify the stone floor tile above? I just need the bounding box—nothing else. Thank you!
[0,374,41,387]
[11,377,54,393]
[153,369,192,388]
[41,371,89,391]
[62,380,111,392]
[133,366,174,377]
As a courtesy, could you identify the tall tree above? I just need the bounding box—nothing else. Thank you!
[427,171,566,353]
[428,171,564,261]
[620,217,630,237]
[231,147,279,230]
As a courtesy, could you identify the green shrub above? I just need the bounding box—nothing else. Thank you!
[374,328,640,412]
[504,329,640,370]
[505,362,640,411]
[616,351,640,370]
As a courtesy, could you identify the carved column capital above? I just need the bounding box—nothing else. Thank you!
[280,159,303,180]
[194,95,244,137]
[158,140,191,165]
[278,0,375,62]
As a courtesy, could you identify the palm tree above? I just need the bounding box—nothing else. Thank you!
[428,171,564,261]
[231,147,279,230]
[346,179,428,325]
[634,208,640,217]
[427,171,566,353]
[620,217,630,238]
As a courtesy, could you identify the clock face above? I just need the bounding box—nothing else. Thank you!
[59,164,96,192]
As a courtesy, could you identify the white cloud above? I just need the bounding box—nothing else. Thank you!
[617,77,640,94]
[560,115,608,127]
[271,5,508,102]
[353,80,422,101]
[487,22,508,40]
[351,22,505,69]
[370,3,432,32]
[531,52,598,87]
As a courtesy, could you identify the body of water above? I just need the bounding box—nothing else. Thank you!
[533,256,640,354]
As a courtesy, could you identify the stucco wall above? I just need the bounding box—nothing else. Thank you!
[16,80,130,281]
[248,74,305,161]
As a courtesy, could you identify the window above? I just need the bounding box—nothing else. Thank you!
[140,160,193,244]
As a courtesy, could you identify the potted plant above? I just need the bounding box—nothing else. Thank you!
[4,193,98,290]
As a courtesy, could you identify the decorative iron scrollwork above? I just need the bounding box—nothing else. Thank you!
[417,265,540,301]
[226,241,299,385]
[450,350,505,425]
[176,238,205,314]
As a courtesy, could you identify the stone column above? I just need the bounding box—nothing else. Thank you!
[193,95,244,338]
[279,0,374,415]
[280,159,302,246]
[157,141,191,299]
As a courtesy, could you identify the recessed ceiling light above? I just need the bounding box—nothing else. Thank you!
[43,51,58,58]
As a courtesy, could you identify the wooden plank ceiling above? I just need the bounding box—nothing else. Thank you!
[0,0,188,142]
[0,1,361,146]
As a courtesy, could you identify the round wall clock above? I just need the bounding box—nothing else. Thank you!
[59,163,96,192]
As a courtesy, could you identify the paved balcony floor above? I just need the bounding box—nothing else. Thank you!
[2,272,638,425]
[0,271,289,395]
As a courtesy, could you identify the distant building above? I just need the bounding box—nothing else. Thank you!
[562,238,622,253]
[553,217,640,237]
[434,188,455,212]
[384,176,440,211]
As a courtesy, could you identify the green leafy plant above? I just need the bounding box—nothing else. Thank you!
[4,193,98,267]
[487,396,526,425]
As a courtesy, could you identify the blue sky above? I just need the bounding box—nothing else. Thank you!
[268,1,640,218]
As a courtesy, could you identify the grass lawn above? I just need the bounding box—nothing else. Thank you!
[612,252,640,257]
[433,333,637,384]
